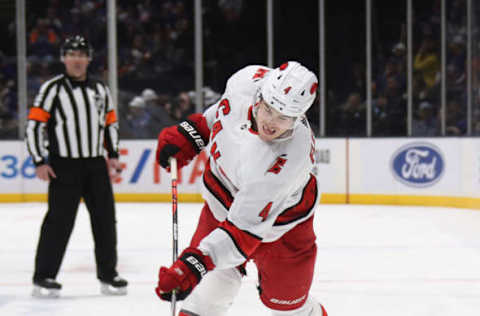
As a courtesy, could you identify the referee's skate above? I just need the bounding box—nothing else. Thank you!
[100,276,128,296]
[32,278,61,298]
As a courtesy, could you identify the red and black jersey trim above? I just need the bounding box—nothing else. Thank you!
[203,159,234,210]
[218,219,262,259]
[274,174,318,226]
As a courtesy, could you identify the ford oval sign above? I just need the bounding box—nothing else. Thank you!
[390,142,445,188]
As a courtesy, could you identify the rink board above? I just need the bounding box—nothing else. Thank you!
[1,138,479,209]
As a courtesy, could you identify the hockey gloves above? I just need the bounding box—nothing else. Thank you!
[155,247,215,301]
[156,113,210,169]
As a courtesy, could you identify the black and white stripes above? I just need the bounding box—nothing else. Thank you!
[26,74,119,166]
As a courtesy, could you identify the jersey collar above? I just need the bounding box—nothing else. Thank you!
[64,72,90,88]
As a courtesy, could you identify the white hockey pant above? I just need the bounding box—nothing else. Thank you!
[180,267,243,316]
[180,268,324,316]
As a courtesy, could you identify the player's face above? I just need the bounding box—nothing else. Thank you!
[255,101,296,142]
[62,50,90,80]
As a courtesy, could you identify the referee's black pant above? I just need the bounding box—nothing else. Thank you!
[33,156,119,282]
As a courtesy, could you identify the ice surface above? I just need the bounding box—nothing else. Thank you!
[1,202,480,315]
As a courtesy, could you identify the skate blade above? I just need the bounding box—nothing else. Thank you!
[100,283,127,296]
[32,286,60,298]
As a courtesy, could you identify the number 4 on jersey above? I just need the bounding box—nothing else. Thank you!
[259,202,273,222]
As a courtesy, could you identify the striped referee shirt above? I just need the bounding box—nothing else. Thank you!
[26,73,119,166]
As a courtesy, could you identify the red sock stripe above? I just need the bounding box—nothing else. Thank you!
[203,160,234,210]
[218,220,262,259]
[274,174,318,226]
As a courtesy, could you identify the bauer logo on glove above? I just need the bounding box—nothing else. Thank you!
[179,121,207,151]
[155,247,215,301]
[156,114,210,170]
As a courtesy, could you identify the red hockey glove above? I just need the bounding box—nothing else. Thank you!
[156,114,210,169]
[155,247,215,301]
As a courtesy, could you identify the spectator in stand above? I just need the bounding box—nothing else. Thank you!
[446,64,465,101]
[378,76,406,136]
[119,96,156,139]
[447,0,467,36]
[376,58,403,95]
[29,18,60,62]
[124,34,154,79]
[372,95,388,134]
[0,75,18,139]
[142,88,158,105]
[218,0,244,21]
[177,91,194,119]
[44,4,64,34]
[62,9,85,37]
[150,23,171,72]
[391,42,406,67]
[142,88,175,132]
[0,78,16,120]
[0,52,15,81]
[338,92,366,136]
[342,62,366,100]
[412,101,438,136]
[186,87,222,112]
[449,35,466,74]
[203,86,222,107]
[443,99,466,136]
[472,108,480,136]
[414,36,440,100]
[166,98,183,122]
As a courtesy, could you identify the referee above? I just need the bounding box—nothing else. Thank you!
[26,35,127,297]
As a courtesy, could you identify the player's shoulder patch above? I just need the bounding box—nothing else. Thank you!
[226,65,271,94]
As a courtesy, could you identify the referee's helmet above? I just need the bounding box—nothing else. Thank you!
[60,35,93,61]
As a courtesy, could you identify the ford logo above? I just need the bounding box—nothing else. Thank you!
[390,142,445,187]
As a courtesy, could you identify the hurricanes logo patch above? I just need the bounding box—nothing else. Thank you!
[267,155,287,174]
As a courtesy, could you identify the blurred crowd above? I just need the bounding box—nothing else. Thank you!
[330,0,480,136]
[0,0,242,139]
[1,0,480,139]
[118,86,220,139]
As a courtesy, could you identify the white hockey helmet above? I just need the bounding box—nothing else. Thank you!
[261,61,318,117]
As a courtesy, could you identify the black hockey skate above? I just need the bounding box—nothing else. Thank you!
[100,276,128,296]
[32,278,62,298]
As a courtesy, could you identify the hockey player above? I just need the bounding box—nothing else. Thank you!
[155,61,327,316]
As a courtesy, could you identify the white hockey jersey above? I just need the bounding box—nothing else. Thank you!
[197,65,319,269]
